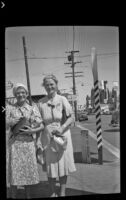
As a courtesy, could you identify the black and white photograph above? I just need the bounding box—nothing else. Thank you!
[5,26,120,198]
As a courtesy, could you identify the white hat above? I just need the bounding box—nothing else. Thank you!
[13,83,28,97]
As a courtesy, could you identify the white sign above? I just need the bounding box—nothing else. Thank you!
[113,81,119,90]
[6,81,13,90]
[67,94,77,101]
[104,99,107,104]
[99,80,104,90]
[113,81,118,87]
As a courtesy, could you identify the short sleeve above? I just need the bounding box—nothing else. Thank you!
[62,96,73,117]
[6,105,15,128]
[6,105,11,128]
[6,105,11,118]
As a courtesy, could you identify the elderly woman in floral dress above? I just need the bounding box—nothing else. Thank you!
[6,83,44,199]
[38,75,76,197]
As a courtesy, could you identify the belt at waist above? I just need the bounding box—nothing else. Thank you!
[14,133,34,142]
[44,121,61,126]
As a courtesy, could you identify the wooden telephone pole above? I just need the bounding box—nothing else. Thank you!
[64,26,83,121]
[22,36,32,106]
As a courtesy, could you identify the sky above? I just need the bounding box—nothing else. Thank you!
[5,26,119,105]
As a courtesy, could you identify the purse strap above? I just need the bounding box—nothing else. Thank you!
[18,107,24,117]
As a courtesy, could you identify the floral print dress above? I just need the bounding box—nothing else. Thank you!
[38,94,76,178]
[6,103,42,186]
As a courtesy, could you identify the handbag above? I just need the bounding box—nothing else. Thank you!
[11,117,31,137]
[53,135,67,150]
[44,123,68,152]
[11,106,31,137]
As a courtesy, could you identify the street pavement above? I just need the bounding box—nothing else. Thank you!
[83,115,120,149]
[7,117,120,198]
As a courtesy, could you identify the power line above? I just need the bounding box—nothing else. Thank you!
[63,26,69,51]
[78,52,119,58]
[6,52,119,62]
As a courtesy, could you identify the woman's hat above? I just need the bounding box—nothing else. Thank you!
[13,83,28,97]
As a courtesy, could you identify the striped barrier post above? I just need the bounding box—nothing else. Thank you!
[91,47,103,165]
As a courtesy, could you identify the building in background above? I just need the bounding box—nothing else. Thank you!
[6,94,46,105]
[85,80,119,114]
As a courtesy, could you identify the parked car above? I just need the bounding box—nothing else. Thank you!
[103,110,111,115]
[78,112,88,121]
[110,109,120,126]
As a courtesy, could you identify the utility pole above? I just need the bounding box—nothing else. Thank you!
[22,36,32,106]
[64,26,83,121]
[64,52,83,121]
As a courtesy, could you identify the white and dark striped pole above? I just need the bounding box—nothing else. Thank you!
[91,47,103,165]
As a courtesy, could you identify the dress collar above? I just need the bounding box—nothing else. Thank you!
[15,102,31,111]
[47,93,58,107]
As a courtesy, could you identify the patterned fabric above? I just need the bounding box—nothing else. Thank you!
[11,141,39,185]
[38,94,76,178]
[6,102,42,186]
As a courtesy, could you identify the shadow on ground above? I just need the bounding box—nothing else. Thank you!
[103,129,120,132]
[65,187,95,196]
[7,181,95,198]
[74,152,114,164]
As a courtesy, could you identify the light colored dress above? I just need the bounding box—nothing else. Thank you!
[6,102,42,186]
[38,93,76,178]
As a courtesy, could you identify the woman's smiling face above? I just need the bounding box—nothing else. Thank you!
[15,87,28,104]
[44,78,57,96]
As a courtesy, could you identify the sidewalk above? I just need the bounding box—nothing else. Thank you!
[7,161,120,198]
[67,125,120,194]
[7,125,120,198]
[66,161,120,194]
[38,157,120,195]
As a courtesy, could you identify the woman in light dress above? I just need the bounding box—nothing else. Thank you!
[38,74,76,197]
[6,83,44,198]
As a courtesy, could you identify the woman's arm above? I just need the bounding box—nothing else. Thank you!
[53,114,74,136]
[54,96,75,136]
[6,117,17,127]
[61,96,75,133]
[62,113,74,132]
[6,106,21,127]
[20,123,44,135]
[32,123,44,133]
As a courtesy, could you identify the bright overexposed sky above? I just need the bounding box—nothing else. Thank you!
[5,26,119,105]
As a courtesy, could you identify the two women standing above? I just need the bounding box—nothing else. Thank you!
[6,74,76,198]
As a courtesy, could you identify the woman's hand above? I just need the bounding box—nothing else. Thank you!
[52,126,64,136]
[20,123,44,135]
[19,125,34,134]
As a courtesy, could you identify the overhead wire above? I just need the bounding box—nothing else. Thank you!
[6,52,119,62]
[63,26,69,52]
